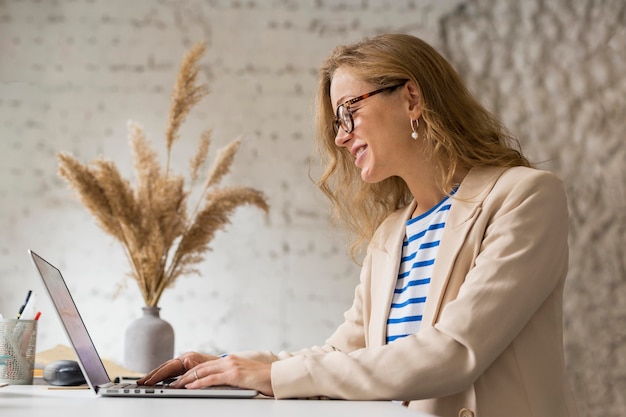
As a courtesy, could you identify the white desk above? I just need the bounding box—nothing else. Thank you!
[0,385,434,417]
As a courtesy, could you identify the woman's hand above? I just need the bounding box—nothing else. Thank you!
[170,354,273,397]
[137,352,217,386]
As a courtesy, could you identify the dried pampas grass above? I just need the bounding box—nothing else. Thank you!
[57,42,269,307]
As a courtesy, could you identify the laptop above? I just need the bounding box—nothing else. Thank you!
[29,249,258,398]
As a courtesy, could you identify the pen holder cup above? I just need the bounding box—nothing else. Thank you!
[0,319,38,385]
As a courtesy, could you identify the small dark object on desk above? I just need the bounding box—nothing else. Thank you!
[43,360,86,386]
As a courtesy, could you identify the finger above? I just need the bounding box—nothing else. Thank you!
[180,357,239,390]
[170,360,216,388]
[137,361,170,385]
[139,352,212,386]
[139,359,184,385]
[168,357,218,388]
[169,366,199,388]
[182,365,221,390]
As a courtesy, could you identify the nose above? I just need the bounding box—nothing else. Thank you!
[334,127,352,148]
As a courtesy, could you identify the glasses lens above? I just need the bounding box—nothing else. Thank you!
[333,117,341,134]
[338,106,353,133]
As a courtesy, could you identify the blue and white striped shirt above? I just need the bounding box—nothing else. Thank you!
[386,195,453,344]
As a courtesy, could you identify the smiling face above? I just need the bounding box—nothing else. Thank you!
[330,67,423,184]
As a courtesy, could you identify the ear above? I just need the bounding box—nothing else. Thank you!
[404,80,422,117]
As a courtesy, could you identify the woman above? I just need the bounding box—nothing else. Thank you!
[138,34,578,417]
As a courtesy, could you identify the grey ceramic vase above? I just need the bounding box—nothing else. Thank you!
[123,306,174,373]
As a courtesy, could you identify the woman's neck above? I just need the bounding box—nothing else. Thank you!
[407,167,468,218]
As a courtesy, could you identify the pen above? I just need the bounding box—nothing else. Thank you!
[17,290,32,319]
[34,312,41,321]
[19,293,37,321]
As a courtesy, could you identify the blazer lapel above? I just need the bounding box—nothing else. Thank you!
[369,202,416,346]
[422,167,507,326]
[368,167,507,343]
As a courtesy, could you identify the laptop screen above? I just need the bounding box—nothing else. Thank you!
[30,250,111,389]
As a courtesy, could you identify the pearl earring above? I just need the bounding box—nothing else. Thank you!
[410,118,419,140]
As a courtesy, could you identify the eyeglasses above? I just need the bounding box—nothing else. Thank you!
[333,84,405,134]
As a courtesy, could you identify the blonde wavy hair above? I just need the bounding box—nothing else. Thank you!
[314,33,531,260]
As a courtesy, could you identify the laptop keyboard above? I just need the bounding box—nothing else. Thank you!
[102,382,240,394]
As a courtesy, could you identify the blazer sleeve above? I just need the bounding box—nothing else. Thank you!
[270,170,569,401]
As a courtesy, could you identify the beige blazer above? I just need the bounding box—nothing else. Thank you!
[242,166,579,417]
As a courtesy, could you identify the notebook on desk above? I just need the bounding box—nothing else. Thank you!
[29,249,258,398]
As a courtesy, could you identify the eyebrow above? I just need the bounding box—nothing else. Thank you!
[335,95,351,107]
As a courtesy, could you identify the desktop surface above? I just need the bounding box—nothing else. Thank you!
[0,384,435,417]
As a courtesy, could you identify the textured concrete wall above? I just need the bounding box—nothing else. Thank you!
[0,1,623,415]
